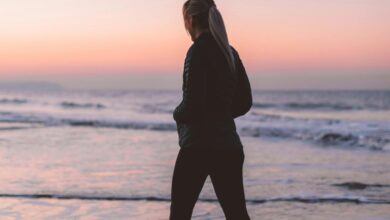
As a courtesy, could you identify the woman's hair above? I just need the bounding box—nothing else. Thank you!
[183,0,236,73]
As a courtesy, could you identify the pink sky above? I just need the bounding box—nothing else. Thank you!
[0,0,389,89]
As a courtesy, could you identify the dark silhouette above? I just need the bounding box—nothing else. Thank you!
[170,0,252,219]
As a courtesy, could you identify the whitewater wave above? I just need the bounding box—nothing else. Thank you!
[239,126,390,151]
[1,111,389,150]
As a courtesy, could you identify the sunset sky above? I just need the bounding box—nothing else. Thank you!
[0,0,389,90]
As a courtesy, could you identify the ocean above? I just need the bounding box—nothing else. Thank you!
[0,88,389,220]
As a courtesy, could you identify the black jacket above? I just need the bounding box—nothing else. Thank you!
[173,32,252,149]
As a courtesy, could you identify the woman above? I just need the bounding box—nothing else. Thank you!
[170,0,252,219]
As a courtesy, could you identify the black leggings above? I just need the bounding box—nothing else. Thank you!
[169,146,251,220]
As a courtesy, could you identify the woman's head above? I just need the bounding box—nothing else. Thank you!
[183,0,236,73]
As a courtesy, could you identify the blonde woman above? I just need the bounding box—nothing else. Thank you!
[170,0,252,219]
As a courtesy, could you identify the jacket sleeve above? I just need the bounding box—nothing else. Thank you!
[173,45,205,124]
[231,47,253,119]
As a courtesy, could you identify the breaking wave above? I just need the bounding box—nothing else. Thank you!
[1,109,389,151]
[239,126,390,151]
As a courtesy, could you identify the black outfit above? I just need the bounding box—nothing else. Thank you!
[173,32,252,149]
[170,32,252,220]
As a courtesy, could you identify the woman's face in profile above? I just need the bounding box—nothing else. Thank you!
[183,15,195,41]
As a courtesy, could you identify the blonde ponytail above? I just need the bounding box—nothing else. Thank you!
[183,0,236,73]
[208,6,236,73]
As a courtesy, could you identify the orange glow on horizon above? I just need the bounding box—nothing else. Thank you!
[0,0,389,76]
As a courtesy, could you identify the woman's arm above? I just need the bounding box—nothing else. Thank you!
[231,47,253,119]
[173,45,205,124]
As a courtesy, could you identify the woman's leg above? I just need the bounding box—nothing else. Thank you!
[169,147,209,220]
[209,148,251,220]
